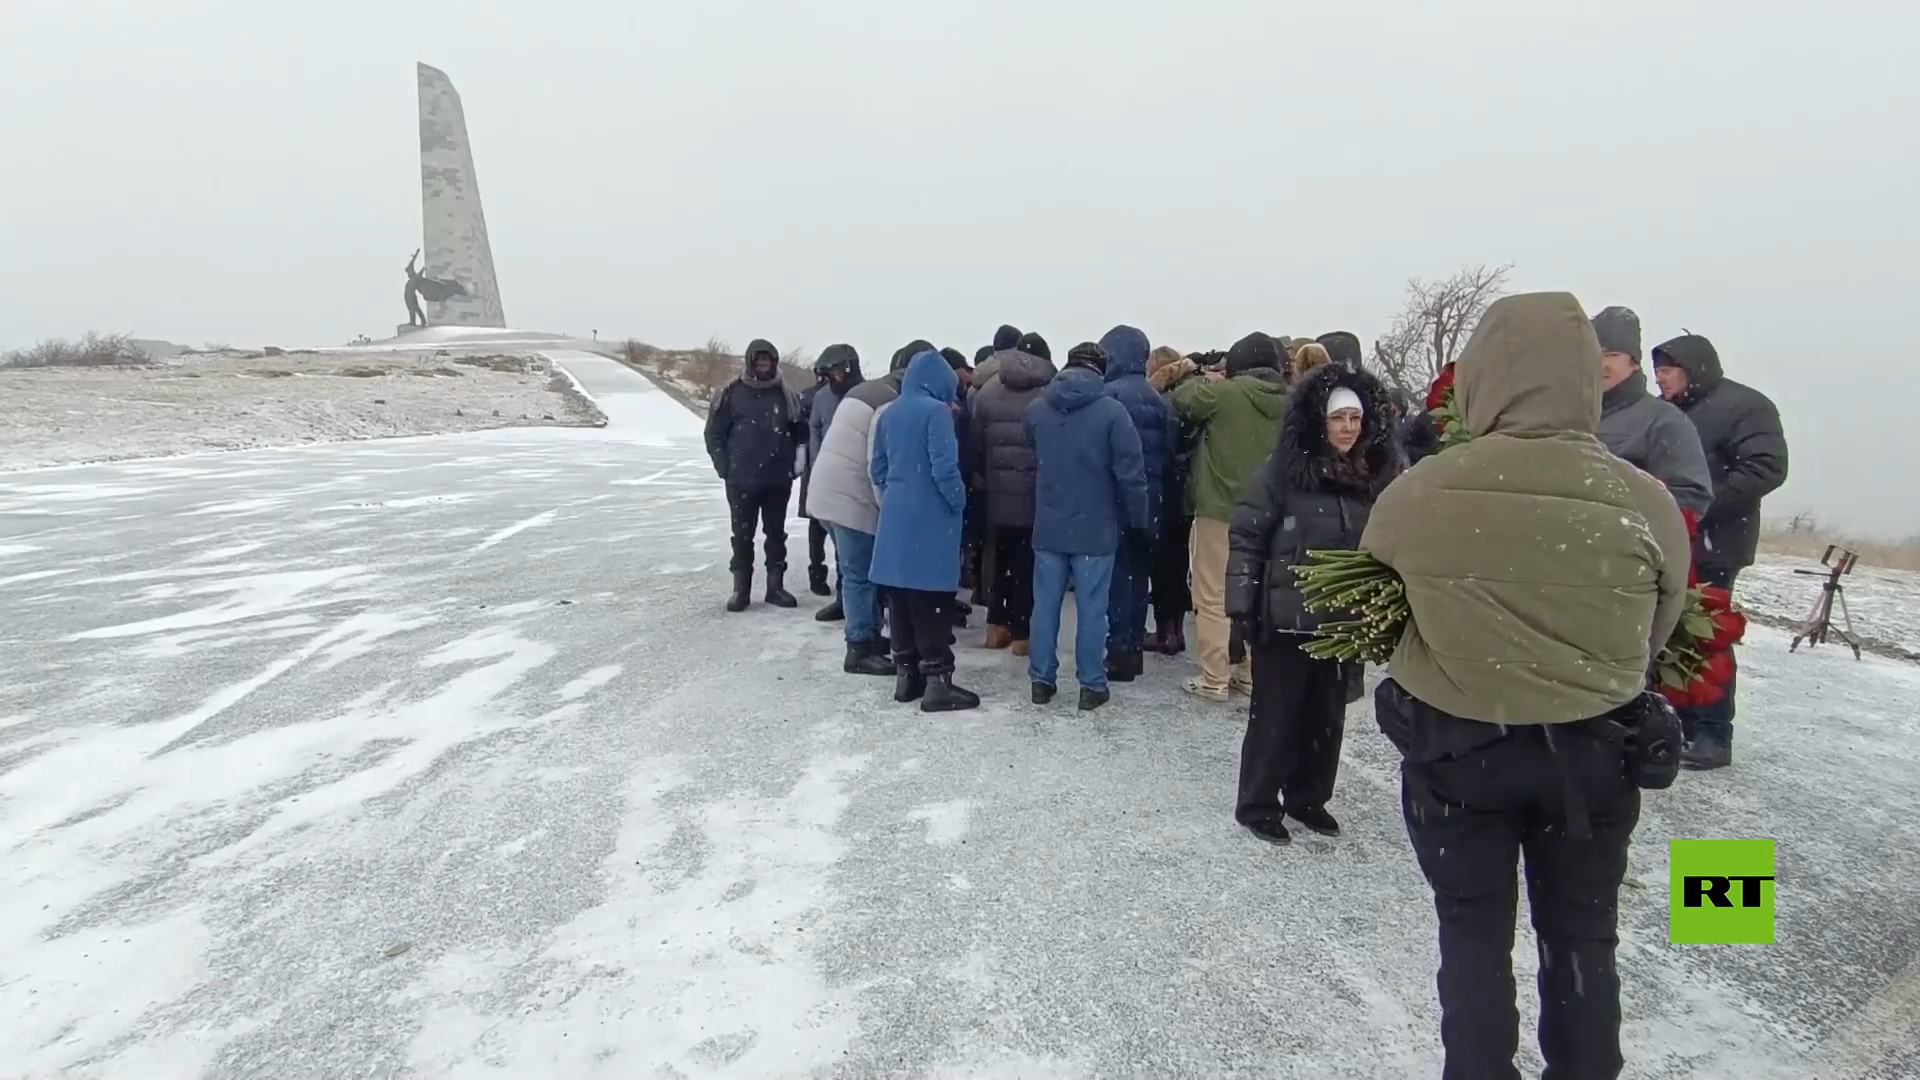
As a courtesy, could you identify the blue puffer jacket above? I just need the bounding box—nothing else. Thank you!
[1024,365,1150,556]
[1099,325,1176,535]
[868,351,966,592]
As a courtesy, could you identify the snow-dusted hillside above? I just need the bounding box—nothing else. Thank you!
[1,362,1915,1078]
[0,346,604,472]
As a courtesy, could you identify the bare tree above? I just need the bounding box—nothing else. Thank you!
[1369,263,1514,392]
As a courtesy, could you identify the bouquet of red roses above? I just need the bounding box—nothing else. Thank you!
[1659,509,1745,707]
[1424,362,1471,451]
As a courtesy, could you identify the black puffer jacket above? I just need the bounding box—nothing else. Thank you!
[1652,334,1788,572]
[966,349,1057,529]
[702,338,805,489]
[1225,364,1402,638]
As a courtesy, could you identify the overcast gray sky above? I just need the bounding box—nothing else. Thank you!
[3,2,1915,536]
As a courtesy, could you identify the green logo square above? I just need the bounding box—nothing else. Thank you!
[1669,839,1775,944]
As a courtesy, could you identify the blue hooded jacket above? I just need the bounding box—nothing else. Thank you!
[1024,364,1150,556]
[868,351,966,592]
[1099,325,1176,535]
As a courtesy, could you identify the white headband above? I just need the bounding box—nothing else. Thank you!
[1325,387,1365,416]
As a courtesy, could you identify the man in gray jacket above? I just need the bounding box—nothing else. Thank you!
[1591,306,1712,516]
[804,342,930,676]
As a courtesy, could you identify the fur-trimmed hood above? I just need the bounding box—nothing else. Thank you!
[1273,363,1400,498]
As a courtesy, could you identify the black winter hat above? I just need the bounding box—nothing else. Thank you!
[1224,332,1283,375]
[815,343,858,375]
[1015,331,1051,362]
[1591,306,1642,361]
[940,347,969,371]
[993,324,1022,351]
[892,339,936,372]
[1066,341,1108,374]
[1314,331,1364,371]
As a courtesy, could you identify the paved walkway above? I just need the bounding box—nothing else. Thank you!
[0,413,1914,1078]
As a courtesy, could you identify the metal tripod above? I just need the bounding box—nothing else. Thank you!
[1789,545,1863,660]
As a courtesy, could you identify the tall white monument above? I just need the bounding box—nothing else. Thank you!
[415,62,506,327]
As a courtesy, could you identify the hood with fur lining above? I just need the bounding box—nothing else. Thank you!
[1273,362,1401,499]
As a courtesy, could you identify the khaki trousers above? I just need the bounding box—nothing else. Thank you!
[1189,517,1247,691]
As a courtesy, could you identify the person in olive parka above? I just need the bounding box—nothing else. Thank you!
[1364,292,1691,1080]
[703,339,807,612]
[1226,362,1401,844]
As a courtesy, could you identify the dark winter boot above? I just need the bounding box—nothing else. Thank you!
[921,671,980,713]
[1162,622,1186,656]
[843,640,894,676]
[808,564,832,597]
[1078,686,1111,712]
[1105,649,1143,683]
[950,599,972,628]
[1031,681,1057,705]
[1287,805,1341,837]
[1245,818,1292,845]
[764,565,798,609]
[1681,731,1732,771]
[814,598,845,622]
[893,658,927,703]
[725,568,753,613]
[1143,621,1172,655]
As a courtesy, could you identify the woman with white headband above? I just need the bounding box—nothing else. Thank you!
[1223,363,1403,845]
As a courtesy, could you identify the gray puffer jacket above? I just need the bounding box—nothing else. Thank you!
[1597,370,1713,516]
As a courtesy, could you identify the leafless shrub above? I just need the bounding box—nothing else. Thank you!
[1,332,155,369]
[685,335,740,405]
[1369,264,1514,393]
[621,338,659,366]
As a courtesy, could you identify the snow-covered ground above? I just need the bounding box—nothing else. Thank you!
[0,347,604,472]
[1740,553,1920,658]
[1,362,1916,1079]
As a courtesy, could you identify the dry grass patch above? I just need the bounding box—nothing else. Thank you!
[1760,515,1920,572]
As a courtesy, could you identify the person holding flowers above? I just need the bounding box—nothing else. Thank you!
[1224,362,1402,845]
[1353,292,1692,1080]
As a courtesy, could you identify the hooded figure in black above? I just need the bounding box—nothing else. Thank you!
[1315,330,1365,373]
[704,338,807,611]
[804,344,864,612]
[1225,363,1401,844]
[1650,333,1787,770]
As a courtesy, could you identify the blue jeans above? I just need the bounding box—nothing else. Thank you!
[1030,551,1115,691]
[1106,535,1152,652]
[830,525,880,645]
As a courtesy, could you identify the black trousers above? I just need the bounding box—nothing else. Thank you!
[1236,636,1348,824]
[1151,512,1193,623]
[985,528,1035,638]
[807,519,830,572]
[889,588,957,674]
[1376,679,1638,1080]
[724,482,791,573]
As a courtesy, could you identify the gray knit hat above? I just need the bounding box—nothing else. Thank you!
[1591,306,1642,361]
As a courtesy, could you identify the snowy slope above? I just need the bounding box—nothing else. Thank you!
[1,371,1916,1078]
[1740,554,1920,658]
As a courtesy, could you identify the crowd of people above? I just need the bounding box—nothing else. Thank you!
[700,294,1788,1079]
